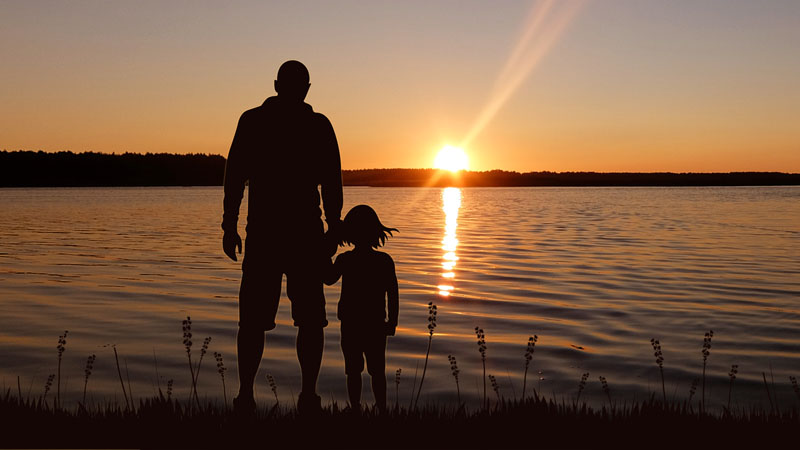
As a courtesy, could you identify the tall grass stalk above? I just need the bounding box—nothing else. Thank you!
[762,372,775,414]
[43,374,54,408]
[599,376,612,407]
[475,327,487,410]
[112,345,130,410]
[576,372,589,405]
[790,376,800,402]
[125,358,134,405]
[650,338,666,404]
[394,368,401,409]
[489,374,501,405]
[56,330,68,409]
[727,364,738,411]
[153,348,161,395]
[701,330,713,413]
[82,354,96,405]
[213,352,227,405]
[522,335,537,399]
[266,373,279,406]
[447,355,460,404]
[192,336,211,406]
[182,316,198,410]
[414,302,437,408]
[688,378,699,414]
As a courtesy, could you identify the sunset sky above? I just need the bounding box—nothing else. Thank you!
[1,0,799,172]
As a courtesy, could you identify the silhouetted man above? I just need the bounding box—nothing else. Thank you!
[222,60,342,414]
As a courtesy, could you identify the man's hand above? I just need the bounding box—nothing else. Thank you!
[323,218,343,258]
[384,322,397,337]
[223,231,242,261]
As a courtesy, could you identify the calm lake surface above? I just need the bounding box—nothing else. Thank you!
[1,186,798,410]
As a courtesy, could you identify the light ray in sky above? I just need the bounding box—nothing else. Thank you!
[460,0,586,150]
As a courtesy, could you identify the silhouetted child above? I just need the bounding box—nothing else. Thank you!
[324,204,398,412]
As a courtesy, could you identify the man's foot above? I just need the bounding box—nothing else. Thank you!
[344,403,362,416]
[233,395,257,418]
[297,391,322,416]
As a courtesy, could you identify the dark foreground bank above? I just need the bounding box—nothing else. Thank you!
[3,150,799,187]
[2,392,797,449]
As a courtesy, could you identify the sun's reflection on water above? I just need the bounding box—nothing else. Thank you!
[439,187,461,296]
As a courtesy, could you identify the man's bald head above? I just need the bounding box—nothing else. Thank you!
[275,60,310,102]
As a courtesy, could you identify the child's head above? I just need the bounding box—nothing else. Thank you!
[341,204,398,249]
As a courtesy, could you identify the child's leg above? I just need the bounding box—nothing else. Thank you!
[341,326,365,409]
[365,336,388,411]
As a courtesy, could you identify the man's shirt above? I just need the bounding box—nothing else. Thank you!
[222,96,343,239]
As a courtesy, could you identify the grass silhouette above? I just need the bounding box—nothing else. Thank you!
[3,319,798,448]
[2,385,797,448]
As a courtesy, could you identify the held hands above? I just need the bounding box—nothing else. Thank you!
[384,322,397,337]
[323,218,343,258]
[223,231,242,261]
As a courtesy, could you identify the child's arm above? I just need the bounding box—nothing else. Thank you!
[385,256,399,336]
[323,253,344,286]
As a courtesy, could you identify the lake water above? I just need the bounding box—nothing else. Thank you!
[1,186,798,411]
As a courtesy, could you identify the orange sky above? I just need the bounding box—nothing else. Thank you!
[1,1,799,172]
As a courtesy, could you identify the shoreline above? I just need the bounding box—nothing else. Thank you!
[2,151,799,187]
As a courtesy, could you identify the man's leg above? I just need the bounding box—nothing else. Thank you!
[236,248,281,404]
[287,228,328,412]
[296,325,324,395]
[236,326,266,400]
[347,373,362,408]
[370,373,387,411]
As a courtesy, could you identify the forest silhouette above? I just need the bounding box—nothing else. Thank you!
[2,150,798,187]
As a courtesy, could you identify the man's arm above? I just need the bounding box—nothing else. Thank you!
[221,112,250,261]
[318,115,343,230]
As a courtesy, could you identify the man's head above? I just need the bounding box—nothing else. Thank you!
[274,60,310,102]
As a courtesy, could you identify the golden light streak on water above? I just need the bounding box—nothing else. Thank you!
[460,0,585,149]
[438,187,462,297]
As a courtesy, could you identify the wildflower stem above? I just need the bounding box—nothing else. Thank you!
[57,355,61,409]
[762,372,774,414]
[187,353,198,409]
[482,357,487,410]
[113,346,130,410]
[701,360,706,414]
[222,377,227,406]
[414,302,437,409]
[727,378,733,412]
[523,364,529,400]
[414,334,433,409]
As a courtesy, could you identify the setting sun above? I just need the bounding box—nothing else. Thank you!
[433,145,469,172]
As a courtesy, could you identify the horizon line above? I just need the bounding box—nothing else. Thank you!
[2,150,797,175]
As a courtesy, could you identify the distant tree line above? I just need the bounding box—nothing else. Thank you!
[2,151,798,187]
[1,151,225,187]
[346,168,800,187]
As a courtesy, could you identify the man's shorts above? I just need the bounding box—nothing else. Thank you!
[340,323,386,376]
[238,229,329,331]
